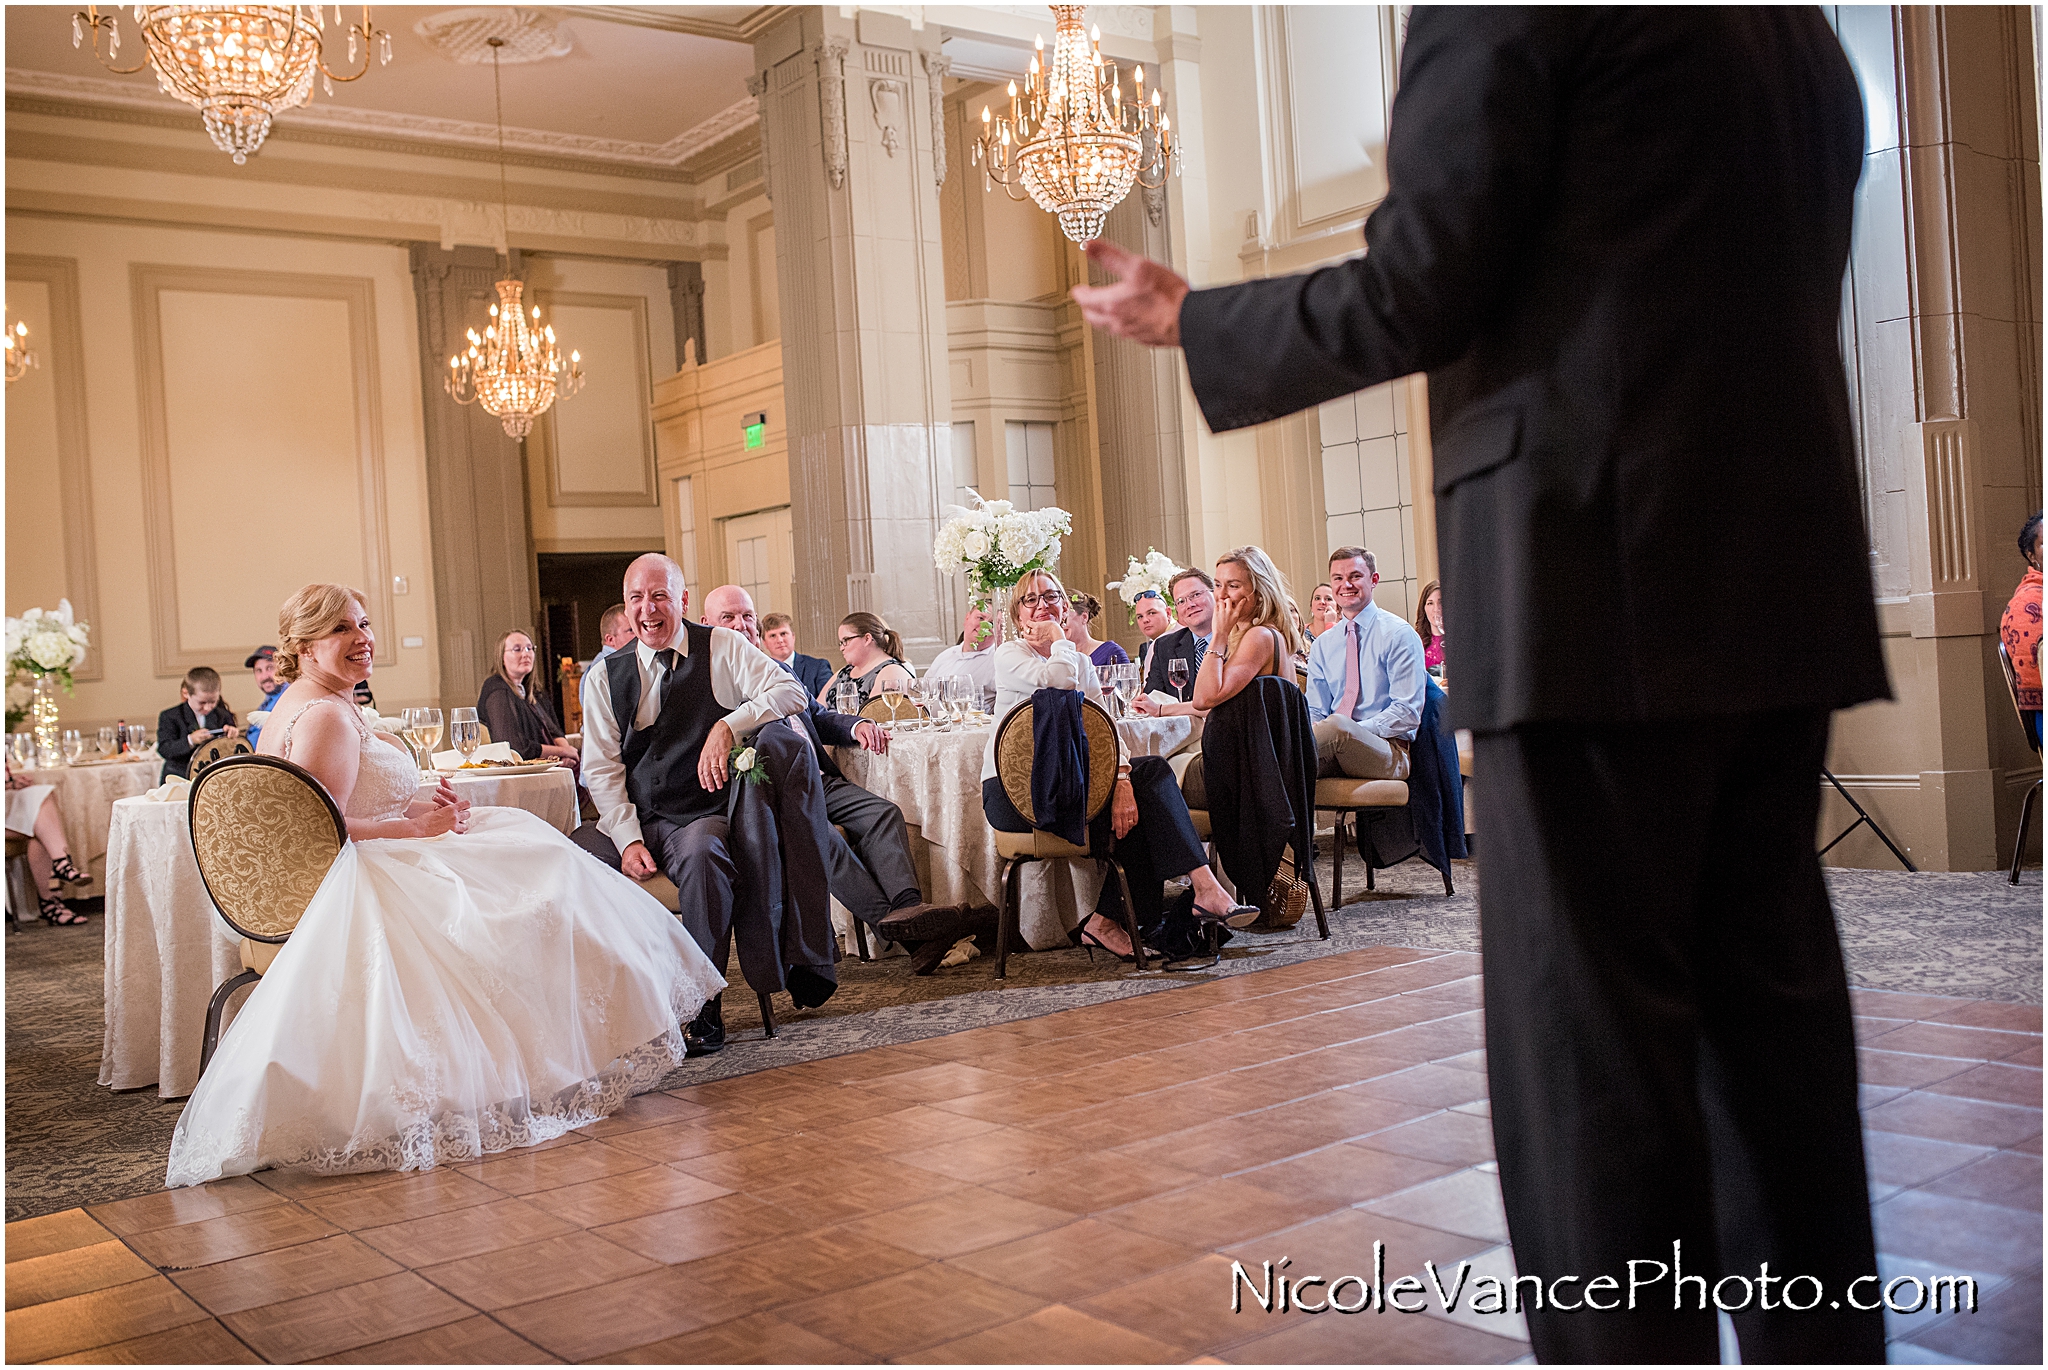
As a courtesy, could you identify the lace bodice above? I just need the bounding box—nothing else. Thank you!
[280,697,419,823]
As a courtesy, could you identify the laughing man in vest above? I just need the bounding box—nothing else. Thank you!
[572,553,813,1056]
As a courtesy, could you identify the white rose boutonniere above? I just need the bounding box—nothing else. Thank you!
[729,743,766,785]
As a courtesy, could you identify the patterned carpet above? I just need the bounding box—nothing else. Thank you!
[6,850,2038,1221]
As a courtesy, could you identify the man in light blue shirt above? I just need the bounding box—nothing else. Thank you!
[1305,545,1426,779]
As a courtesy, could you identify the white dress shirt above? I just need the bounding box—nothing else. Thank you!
[925,641,999,695]
[581,630,809,851]
[1304,601,1426,740]
[981,639,1127,783]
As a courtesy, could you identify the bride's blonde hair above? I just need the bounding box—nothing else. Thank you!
[275,583,368,682]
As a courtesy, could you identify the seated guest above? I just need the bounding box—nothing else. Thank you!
[1182,546,1306,810]
[157,666,239,780]
[1285,596,1312,676]
[822,612,913,709]
[1064,592,1130,668]
[1306,546,1425,780]
[573,554,812,1055]
[985,569,1257,960]
[927,604,1002,697]
[6,760,91,925]
[1133,592,1175,682]
[166,580,721,1186]
[2002,511,2042,747]
[480,629,581,772]
[704,585,982,972]
[1415,579,1447,678]
[1308,583,1339,639]
[578,602,635,730]
[244,645,285,747]
[761,613,835,699]
[1133,568,1216,716]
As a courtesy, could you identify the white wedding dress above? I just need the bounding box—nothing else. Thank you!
[165,697,724,1186]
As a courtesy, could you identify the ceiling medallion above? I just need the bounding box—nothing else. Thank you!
[413,8,571,65]
[970,3,1180,244]
[71,4,393,165]
[444,38,585,440]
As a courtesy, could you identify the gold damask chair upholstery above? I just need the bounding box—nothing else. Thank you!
[188,734,254,777]
[990,698,1144,976]
[188,754,347,1075]
[859,696,922,727]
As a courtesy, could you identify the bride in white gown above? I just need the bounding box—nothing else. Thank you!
[166,583,724,1186]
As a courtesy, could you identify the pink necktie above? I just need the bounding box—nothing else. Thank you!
[1335,619,1362,720]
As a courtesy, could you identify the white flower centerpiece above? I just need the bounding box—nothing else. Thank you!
[5,600,91,762]
[1108,548,1183,625]
[933,492,1074,645]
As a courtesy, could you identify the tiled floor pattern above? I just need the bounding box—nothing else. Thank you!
[7,948,2041,1364]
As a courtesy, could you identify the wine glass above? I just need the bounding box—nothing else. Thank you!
[98,726,117,758]
[1117,663,1141,715]
[835,680,861,719]
[449,707,482,764]
[61,729,85,765]
[124,724,151,756]
[877,680,907,728]
[10,733,34,769]
[414,707,443,774]
[1167,658,1190,696]
[1096,664,1121,717]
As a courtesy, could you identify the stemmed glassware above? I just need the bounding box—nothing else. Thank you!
[403,707,444,777]
[1167,657,1190,696]
[9,733,34,769]
[98,726,117,758]
[61,729,85,766]
[1096,664,1121,718]
[449,707,482,764]
[124,724,152,756]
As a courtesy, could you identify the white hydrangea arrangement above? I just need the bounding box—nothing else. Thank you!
[1108,548,1182,624]
[933,492,1074,641]
[5,600,90,729]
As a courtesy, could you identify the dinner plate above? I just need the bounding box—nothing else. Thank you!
[438,760,561,776]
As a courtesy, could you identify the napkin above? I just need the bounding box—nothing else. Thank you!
[1145,690,1180,707]
[432,741,521,769]
[144,775,190,802]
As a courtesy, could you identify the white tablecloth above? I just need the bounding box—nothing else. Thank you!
[19,756,160,887]
[99,767,581,1098]
[835,715,1200,951]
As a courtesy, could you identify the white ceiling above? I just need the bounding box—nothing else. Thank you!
[5,6,774,170]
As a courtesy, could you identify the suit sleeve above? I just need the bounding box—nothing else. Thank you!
[158,706,196,764]
[1179,8,1573,432]
[809,700,862,749]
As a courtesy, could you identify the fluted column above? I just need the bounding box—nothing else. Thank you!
[750,9,953,659]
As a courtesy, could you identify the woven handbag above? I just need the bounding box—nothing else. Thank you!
[1255,847,1310,930]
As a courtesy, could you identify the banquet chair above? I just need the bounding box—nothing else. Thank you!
[188,755,347,1076]
[859,696,923,727]
[188,734,254,777]
[1316,777,1419,907]
[1998,641,2040,885]
[990,698,1146,976]
[5,831,28,931]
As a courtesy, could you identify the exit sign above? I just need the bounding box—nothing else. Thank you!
[743,411,767,448]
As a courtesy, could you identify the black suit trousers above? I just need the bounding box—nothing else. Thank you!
[821,775,921,927]
[1473,709,1882,1364]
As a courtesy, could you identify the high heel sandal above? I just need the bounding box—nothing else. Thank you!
[48,854,90,889]
[39,893,88,926]
[1079,926,1137,964]
[1191,898,1261,930]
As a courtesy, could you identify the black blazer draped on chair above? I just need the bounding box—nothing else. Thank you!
[1202,676,1318,912]
[1177,7,1887,732]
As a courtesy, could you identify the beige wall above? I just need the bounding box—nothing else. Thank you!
[4,217,439,725]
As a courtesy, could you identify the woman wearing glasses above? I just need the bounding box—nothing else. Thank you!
[983,569,1256,963]
[821,612,914,710]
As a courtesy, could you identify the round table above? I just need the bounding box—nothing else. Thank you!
[99,766,580,1098]
[835,714,1199,951]
[16,755,161,888]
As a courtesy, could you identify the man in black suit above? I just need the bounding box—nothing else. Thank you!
[1075,9,1886,1363]
[1134,568,1215,711]
[761,612,834,700]
[704,586,983,973]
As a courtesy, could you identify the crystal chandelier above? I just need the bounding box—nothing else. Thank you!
[4,321,35,384]
[970,4,1180,244]
[72,5,391,165]
[444,39,583,440]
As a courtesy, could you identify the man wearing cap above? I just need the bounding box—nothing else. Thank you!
[243,646,285,747]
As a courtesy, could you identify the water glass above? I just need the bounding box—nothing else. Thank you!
[835,681,861,719]
[98,725,117,757]
[9,733,33,769]
[449,706,482,762]
[125,724,151,755]
[61,729,85,765]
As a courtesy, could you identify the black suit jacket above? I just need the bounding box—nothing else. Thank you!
[1141,627,1205,701]
[157,701,236,779]
[784,679,863,783]
[1179,7,1887,732]
[789,652,834,701]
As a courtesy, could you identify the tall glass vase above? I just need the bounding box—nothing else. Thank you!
[30,675,60,769]
[985,584,1013,647]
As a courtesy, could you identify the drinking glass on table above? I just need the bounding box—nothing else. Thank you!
[414,707,443,762]
[1096,665,1121,718]
[61,729,85,765]
[1167,658,1190,696]
[449,707,482,763]
[10,733,34,769]
[125,724,152,756]
[98,726,117,757]
[834,680,861,719]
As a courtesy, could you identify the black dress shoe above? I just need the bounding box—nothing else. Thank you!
[875,901,973,944]
[683,993,726,1057]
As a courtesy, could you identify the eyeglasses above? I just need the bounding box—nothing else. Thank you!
[837,634,868,647]
[1017,591,1066,608]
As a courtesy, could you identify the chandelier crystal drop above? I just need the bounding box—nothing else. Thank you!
[443,39,584,440]
[72,6,391,165]
[4,321,36,385]
[970,4,1180,244]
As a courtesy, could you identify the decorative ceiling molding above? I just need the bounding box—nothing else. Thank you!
[557,5,801,42]
[6,68,757,173]
[413,8,575,65]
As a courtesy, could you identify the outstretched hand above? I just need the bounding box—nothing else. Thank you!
[1071,239,1189,348]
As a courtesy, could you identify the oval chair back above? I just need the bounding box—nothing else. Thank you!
[187,754,348,1074]
[859,695,923,726]
[188,734,253,776]
[988,696,1138,976]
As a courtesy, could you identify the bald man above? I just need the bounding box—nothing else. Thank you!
[573,554,810,1055]
[703,586,984,973]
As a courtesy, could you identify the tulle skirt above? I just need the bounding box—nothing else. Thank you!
[166,808,723,1186]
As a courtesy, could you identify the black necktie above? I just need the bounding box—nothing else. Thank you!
[656,648,679,710]
[1190,636,1207,693]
